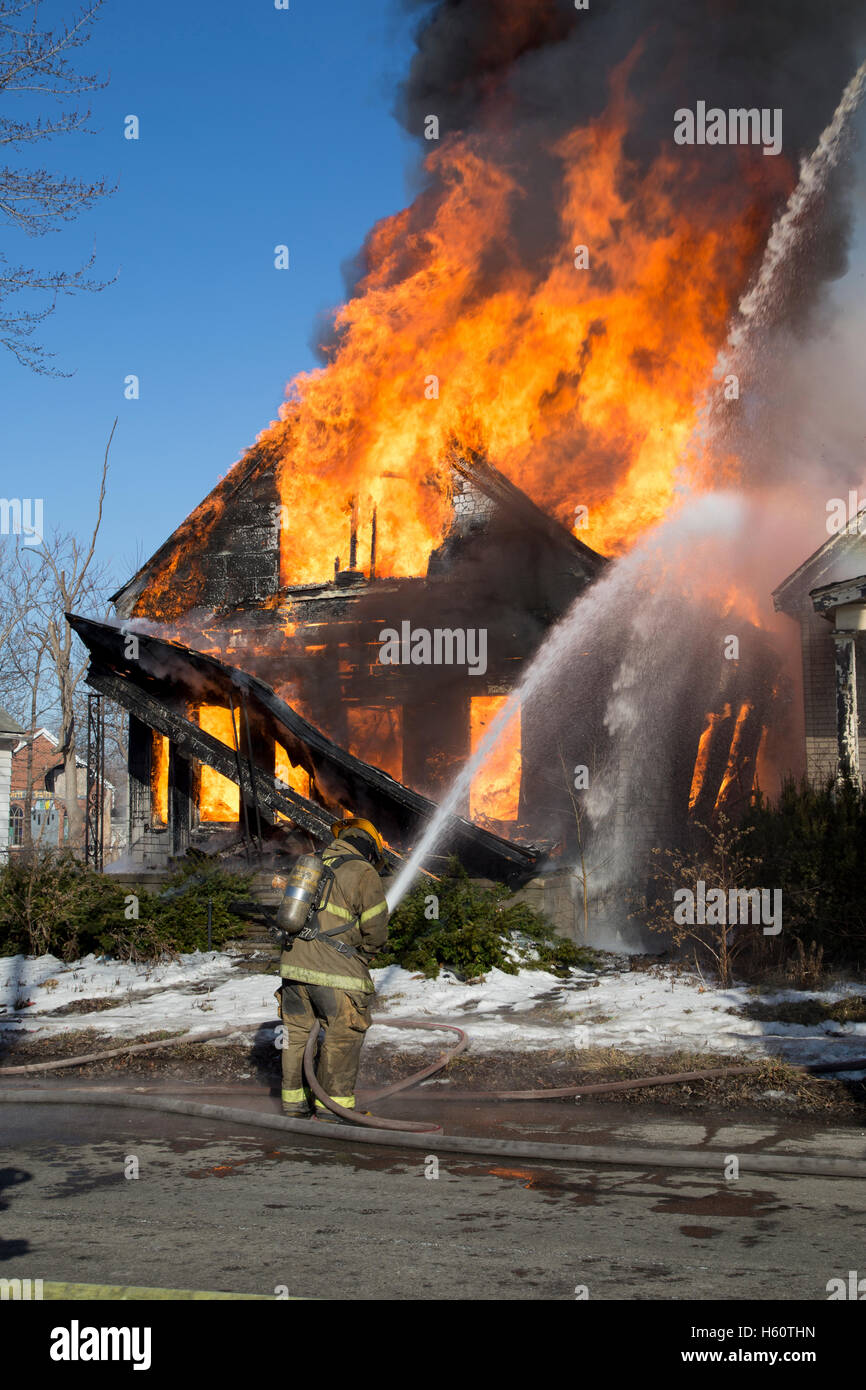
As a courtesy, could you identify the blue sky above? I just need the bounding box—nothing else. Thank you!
[0,0,420,583]
[2,1,866,593]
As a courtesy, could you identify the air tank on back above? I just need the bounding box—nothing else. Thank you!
[275,853,325,935]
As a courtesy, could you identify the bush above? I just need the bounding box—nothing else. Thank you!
[633,779,866,985]
[0,850,253,962]
[741,777,866,965]
[373,859,597,979]
[635,814,766,988]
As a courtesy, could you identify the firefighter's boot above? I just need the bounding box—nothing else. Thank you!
[282,1089,314,1118]
[314,1096,356,1124]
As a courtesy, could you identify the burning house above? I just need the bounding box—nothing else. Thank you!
[78,451,607,875]
[67,443,777,936]
[67,0,866,935]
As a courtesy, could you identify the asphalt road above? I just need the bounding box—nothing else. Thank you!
[2,1088,864,1300]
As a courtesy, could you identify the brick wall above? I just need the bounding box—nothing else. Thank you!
[10,731,64,794]
[799,613,866,782]
[9,731,86,848]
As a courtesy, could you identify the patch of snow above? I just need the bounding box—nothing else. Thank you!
[0,950,864,1070]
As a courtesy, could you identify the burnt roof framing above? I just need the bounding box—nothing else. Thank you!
[85,666,338,848]
[69,613,543,884]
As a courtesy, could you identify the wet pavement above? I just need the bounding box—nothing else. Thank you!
[1,1082,864,1300]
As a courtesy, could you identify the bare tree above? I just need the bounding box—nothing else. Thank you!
[25,418,116,848]
[0,532,57,845]
[0,530,51,718]
[7,572,52,846]
[1,0,112,372]
[633,816,767,989]
[0,534,24,678]
[0,422,117,853]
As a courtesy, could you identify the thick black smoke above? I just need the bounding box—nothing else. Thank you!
[398,0,865,163]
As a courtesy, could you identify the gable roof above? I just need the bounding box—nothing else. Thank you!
[0,705,23,736]
[773,512,866,616]
[12,728,89,769]
[111,442,608,621]
[449,448,609,578]
[110,444,271,616]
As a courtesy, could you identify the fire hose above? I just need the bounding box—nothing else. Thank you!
[2,1017,866,1146]
[2,1021,866,1175]
[302,1018,465,1132]
[0,1018,467,1136]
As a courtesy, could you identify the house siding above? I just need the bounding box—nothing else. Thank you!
[0,743,12,860]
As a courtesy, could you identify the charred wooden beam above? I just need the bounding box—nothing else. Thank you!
[85,667,337,849]
[70,612,543,883]
[349,495,358,570]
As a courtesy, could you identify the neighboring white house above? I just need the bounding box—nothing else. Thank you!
[773,518,866,785]
[0,705,24,862]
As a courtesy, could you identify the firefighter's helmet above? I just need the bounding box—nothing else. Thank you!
[331,817,386,870]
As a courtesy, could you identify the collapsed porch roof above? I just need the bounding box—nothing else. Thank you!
[69,613,544,885]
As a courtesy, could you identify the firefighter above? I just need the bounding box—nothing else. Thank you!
[277,818,390,1122]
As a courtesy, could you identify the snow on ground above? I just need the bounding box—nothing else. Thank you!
[1,950,865,1070]
[0,951,278,1042]
[370,965,866,1070]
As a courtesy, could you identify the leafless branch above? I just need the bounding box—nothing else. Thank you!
[0,1,112,372]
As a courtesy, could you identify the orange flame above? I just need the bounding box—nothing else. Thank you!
[151,733,169,825]
[688,705,731,812]
[470,695,521,824]
[262,70,787,586]
[198,705,240,822]
[133,66,790,620]
[275,740,312,803]
[716,700,754,806]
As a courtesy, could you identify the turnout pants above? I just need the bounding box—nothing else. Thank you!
[279,981,371,1113]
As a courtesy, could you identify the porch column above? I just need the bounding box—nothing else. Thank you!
[169,744,193,855]
[128,715,152,843]
[832,629,861,785]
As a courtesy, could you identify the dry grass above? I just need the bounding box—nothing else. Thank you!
[735,994,866,1026]
[398,1044,866,1118]
[2,1031,864,1120]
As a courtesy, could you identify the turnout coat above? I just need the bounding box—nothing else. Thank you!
[279,837,390,998]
